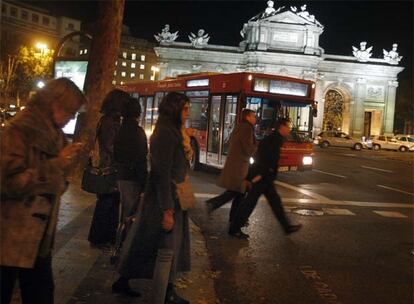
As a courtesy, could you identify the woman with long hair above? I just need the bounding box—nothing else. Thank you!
[113,92,192,304]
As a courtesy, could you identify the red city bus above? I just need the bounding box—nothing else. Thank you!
[119,72,316,172]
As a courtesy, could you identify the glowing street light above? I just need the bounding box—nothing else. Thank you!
[37,81,45,88]
[35,42,49,55]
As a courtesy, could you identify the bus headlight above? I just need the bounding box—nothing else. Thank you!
[249,157,255,165]
[302,156,313,166]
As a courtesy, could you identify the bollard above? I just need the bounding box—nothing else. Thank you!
[151,248,174,304]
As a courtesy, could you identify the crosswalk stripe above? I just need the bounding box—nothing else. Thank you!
[373,211,408,218]
[323,208,356,216]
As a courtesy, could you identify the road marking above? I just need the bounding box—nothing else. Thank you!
[361,165,393,173]
[323,208,355,216]
[341,153,356,157]
[275,181,333,204]
[373,211,408,218]
[299,266,340,304]
[313,169,347,178]
[194,193,414,209]
[377,185,414,197]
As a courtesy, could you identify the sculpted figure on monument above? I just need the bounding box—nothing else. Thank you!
[189,29,210,48]
[352,42,373,62]
[154,24,179,44]
[383,43,403,65]
[264,0,276,16]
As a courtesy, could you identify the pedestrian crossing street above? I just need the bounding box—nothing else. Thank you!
[194,193,412,220]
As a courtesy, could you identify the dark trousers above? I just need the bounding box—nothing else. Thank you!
[88,192,120,245]
[1,256,54,304]
[231,179,290,232]
[207,190,244,222]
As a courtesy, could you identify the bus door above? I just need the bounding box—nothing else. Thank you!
[206,94,239,167]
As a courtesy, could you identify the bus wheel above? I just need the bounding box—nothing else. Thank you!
[190,139,200,171]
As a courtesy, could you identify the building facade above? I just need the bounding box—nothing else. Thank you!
[112,26,158,86]
[154,2,404,137]
[1,0,82,58]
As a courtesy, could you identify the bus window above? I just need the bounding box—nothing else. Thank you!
[222,95,238,155]
[145,96,154,136]
[208,95,222,161]
[153,92,164,126]
[138,96,146,127]
[187,90,209,163]
[246,97,311,140]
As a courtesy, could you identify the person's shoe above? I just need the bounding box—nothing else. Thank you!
[228,228,250,239]
[285,224,302,235]
[165,285,189,304]
[112,279,141,297]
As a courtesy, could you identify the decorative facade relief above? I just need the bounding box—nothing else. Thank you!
[352,42,373,62]
[383,44,403,65]
[366,85,385,101]
[154,24,178,44]
[188,29,210,48]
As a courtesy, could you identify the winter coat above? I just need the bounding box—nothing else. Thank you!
[0,105,67,268]
[114,118,148,186]
[97,113,121,169]
[217,121,257,192]
[118,116,191,279]
[249,130,285,182]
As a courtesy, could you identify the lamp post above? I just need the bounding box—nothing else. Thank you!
[35,42,49,56]
[151,66,160,81]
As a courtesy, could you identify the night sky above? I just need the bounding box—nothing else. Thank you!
[32,0,413,80]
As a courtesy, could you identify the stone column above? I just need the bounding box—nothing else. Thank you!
[383,80,398,135]
[351,78,366,138]
[159,62,168,80]
[312,77,325,136]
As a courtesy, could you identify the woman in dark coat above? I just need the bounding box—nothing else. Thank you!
[88,89,130,246]
[113,98,147,248]
[113,92,191,304]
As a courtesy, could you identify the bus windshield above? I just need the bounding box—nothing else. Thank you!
[246,97,312,142]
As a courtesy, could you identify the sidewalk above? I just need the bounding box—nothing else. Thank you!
[12,184,218,304]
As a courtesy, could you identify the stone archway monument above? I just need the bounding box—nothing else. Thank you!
[154,1,405,137]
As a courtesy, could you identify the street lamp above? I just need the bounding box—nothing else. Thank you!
[35,42,49,55]
[151,66,160,81]
[37,81,45,88]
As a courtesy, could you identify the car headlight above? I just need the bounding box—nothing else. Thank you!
[249,157,255,165]
[302,156,313,166]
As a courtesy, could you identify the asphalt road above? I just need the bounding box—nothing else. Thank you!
[189,147,413,304]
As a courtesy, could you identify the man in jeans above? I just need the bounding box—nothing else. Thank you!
[229,118,302,239]
[206,109,257,227]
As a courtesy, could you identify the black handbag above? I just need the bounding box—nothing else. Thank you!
[81,118,118,194]
[81,161,118,194]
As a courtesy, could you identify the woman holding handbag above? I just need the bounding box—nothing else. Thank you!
[114,92,193,304]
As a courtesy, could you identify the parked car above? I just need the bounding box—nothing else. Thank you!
[314,131,365,150]
[371,135,414,152]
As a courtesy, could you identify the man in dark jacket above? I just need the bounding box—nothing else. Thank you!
[229,118,302,239]
[206,109,257,224]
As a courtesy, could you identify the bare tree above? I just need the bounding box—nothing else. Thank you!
[73,0,125,177]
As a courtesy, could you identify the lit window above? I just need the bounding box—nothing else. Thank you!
[122,61,127,67]
[80,50,83,55]
[120,81,124,85]
[115,61,118,66]
[121,72,126,77]
[131,63,136,68]
[42,17,50,26]
[140,74,144,80]
[150,75,155,81]
[131,53,136,60]
[140,64,145,70]
[131,73,136,78]
[123,52,127,59]
[10,6,17,17]
[112,80,116,85]
[141,55,146,61]
[84,49,88,54]
[114,71,117,76]
[32,14,39,22]
[21,10,28,20]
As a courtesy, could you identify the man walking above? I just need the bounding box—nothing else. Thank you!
[206,109,257,225]
[229,118,302,238]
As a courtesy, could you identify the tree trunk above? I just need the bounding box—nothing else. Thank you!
[72,0,125,179]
